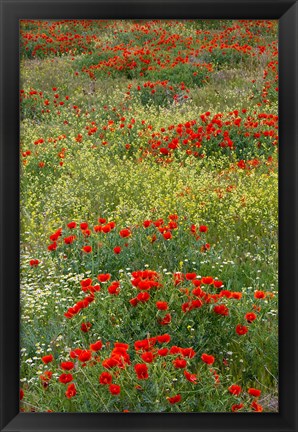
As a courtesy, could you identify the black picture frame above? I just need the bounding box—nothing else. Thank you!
[0,1,297,431]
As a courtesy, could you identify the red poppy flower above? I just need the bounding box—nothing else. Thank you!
[190,224,197,234]
[158,348,169,356]
[220,290,232,299]
[237,160,246,169]
[99,218,106,224]
[135,363,149,380]
[82,229,91,237]
[182,301,193,313]
[245,312,257,323]
[159,313,171,325]
[185,273,196,280]
[20,388,24,400]
[42,354,53,364]
[201,353,215,365]
[184,370,197,383]
[81,322,92,333]
[102,225,111,234]
[236,324,248,335]
[192,286,203,298]
[174,272,183,285]
[173,358,187,369]
[119,228,131,238]
[251,400,263,412]
[60,361,74,371]
[97,274,111,282]
[29,259,39,266]
[160,147,169,156]
[67,222,76,229]
[99,372,113,385]
[163,232,172,240]
[65,383,77,399]
[114,342,129,350]
[48,242,57,251]
[143,220,152,228]
[192,299,203,309]
[141,352,154,363]
[248,388,261,397]
[90,340,103,351]
[200,242,210,252]
[157,334,171,344]
[70,348,82,359]
[78,350,92,362]
[214,304,229,316]
[64,235,76,245]
[254,290,266,299]
[109,384,121,395]
[153,218,164,227]
[80,278,92,289]
[80,222,88,230]
[108,282,120,295]
[181,348,196,358]
[199,225,208,233]
[82,245,92,253]
[137,280,156,290]
[228,384,242,396]
[168,394,181,404]
[113,246,121,254]
[213,280,223,288]
[137,292,150,302]
[156,301,168,310]
[201,276,213,285]
[59,373,73,384]
[129,297,139,307]
[102,357,119,369]
[40,371,53,384]
[231,403,244,412]
[232,292,242,300]
[169,346,180,355]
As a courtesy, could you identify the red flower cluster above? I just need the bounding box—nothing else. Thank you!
[102,342,130,369]
[130,270,161,306]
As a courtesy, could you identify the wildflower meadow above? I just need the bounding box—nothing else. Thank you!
[20,19,278,413]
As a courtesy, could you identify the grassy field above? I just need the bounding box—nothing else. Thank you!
[20,19,278,413]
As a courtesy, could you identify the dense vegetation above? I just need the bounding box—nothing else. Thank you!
[20,19,278,413]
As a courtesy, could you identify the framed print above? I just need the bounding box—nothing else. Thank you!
[0,0,297,431]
